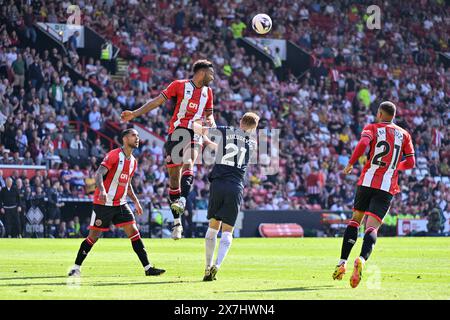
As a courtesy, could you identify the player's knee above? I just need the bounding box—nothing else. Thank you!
[348,219,360,228]
[220,231,233,245]
[205,227,218,240]
[365,226,378,235]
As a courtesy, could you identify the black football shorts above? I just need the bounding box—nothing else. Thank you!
[89,203,135,231]
[353,185,394,222]
[164,127,203,168]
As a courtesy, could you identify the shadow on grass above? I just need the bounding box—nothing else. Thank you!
[0,279,194,287]
[0,276,68,281]
[224,285,337,293]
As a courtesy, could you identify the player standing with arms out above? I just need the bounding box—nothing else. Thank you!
[202,113,259,281]
[332,101,415,288]
[68,129,165,277]
[121,60,216,240]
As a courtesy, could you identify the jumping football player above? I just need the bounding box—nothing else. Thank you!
[201,112,259,281]
[68,129,165,277]
[332,101,415,288]
[121,60,216,240]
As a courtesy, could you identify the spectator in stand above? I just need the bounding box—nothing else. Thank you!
[80,131,91,152]
[69,165,86,189]
[90,138,105,158]
[88,105,102,131]
[67,31,79,54]
[11,53,25,88]
[24,6,37,44]
[70,134,84,150]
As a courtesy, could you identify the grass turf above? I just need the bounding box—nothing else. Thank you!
[0,237,449,300]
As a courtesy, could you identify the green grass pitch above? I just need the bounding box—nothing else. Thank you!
[0,238,449,300]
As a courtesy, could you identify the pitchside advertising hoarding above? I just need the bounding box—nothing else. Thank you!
[397,219,450,236]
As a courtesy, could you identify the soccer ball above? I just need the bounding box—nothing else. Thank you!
[252,14,272,35]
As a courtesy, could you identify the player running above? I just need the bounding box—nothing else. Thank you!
[121,60,216,240]
[332,101,415,288]
[68,129,165,277]
[201,112,259,281]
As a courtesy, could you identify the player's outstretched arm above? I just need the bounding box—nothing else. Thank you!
[121,94,166,122]
[95,165,109,202]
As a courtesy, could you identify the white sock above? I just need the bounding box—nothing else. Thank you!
[338,259,347,266]
[73,264,81,270]
[215,231,233,268]
[174,218,181,225]
[144,264,153,271]
[205,228,218,268]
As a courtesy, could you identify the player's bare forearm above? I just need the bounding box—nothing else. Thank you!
[127,184,139,204]
[95,165,108,192]
[133,94,166,118]
[205,112,216,127]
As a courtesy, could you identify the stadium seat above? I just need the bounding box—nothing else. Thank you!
[258,223,304,238]
[48,169,59,179]
[79,149,89,160]
[64,132,74,143]
[69,148,80,159]
[58,149,69,161]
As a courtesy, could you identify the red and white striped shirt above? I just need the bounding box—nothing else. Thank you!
[93,148,137,206]
[161,79,213,134]
[357,122,414,195]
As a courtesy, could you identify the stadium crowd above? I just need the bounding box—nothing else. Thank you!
[0,0,448,237]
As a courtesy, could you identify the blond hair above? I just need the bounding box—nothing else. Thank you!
[241,112,260,129]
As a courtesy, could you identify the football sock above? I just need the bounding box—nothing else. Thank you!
[129,231,150,268]
[174,218,181,226]
[205,228,218,268]
[169,187,181,219]
[360,227,377,261]
[215,231,233,268]
[340,220,359,260]
[180,170,194,198]
[75,236,97,266]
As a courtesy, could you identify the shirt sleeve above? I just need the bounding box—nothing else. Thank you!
[100,150,118,171]
[402,132,415,157]
[161,81,179,100]
[131,160,137,177]
[360,124,374,141]
[205,88,213,112]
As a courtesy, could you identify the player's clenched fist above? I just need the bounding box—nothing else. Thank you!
[121,110,135,122]
[343,164,353,175]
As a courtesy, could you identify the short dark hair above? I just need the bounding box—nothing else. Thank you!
[192,59,213,73]
[379,101,396,116]
[120,128,135,143]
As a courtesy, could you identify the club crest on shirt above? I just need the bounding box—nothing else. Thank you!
[95,219,102,226]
